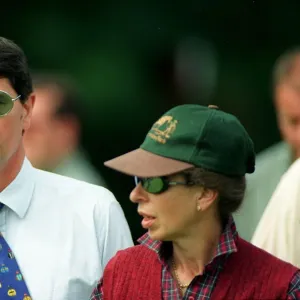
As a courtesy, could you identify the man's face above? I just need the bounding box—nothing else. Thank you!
[23,87,61,169]
[275,82,300,157]
[0,78,34,168]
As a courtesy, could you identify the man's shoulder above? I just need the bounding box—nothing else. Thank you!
[256,141,290,167]
[269,157,300,196]
[32,167,116,207]
[247,141,290,181]
[256,141,288,162]
[281,157,300,179]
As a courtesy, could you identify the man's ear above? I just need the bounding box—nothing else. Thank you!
[22,93,35,132]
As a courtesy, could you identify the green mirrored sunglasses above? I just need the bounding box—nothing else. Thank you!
[134,176,189,194]
[0,90,21,117]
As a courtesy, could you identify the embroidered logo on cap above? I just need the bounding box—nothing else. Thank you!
[148,116,178,144]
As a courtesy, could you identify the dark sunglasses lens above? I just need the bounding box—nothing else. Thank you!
[143,177,165,194]
[134,176,165,194]
[0,93,12,116]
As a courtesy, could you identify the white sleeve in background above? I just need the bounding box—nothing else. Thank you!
[251,158,300,267]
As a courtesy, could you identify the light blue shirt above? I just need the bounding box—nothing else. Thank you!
[0,158,133,300]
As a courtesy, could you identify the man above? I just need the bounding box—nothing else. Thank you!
[24,74,106,186]
[234,47,300,241]
[252,157,300,267]
[90,104,300,299]
[0,37,133,300]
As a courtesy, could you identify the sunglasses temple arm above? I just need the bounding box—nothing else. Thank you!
[12,95,21,102]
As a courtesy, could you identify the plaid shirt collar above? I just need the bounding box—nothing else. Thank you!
[137,216,238,270]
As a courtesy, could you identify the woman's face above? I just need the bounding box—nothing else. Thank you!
[130,173,212,241]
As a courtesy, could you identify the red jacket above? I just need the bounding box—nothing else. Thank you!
[103,237,298,299]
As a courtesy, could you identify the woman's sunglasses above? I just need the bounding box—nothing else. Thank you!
[134,176,190,194]
[0,90,21,117]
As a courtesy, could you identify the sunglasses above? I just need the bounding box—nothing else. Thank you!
[134,176,190,194]
[0,90,21,117]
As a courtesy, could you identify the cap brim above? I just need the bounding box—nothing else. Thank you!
[104,148,194,177]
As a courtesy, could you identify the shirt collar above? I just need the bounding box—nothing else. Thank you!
[0,157,35,218]
[137,216,238,266]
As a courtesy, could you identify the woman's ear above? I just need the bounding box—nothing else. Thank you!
[196,188,218,212]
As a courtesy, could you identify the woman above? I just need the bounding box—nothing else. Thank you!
[90,104,300,299]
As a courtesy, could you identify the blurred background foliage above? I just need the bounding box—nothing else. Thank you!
[5,0,300,240]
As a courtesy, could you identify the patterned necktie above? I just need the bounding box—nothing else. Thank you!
[0,203,32,300]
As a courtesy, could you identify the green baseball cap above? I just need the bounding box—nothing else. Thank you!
[104,104,255,177]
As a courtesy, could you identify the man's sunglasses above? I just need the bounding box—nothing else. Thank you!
[0,90,21,117]
[134,176,191,194]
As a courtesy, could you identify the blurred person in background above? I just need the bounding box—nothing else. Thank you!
[90,104,300,300]
[0,36,133,300]
[234,47,300,241]
[24,74,106,186]
[252,156,300,267]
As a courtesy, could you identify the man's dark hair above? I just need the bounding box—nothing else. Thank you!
[183,167,246,220]
[0,37,33,103]
[32,73,81,120]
